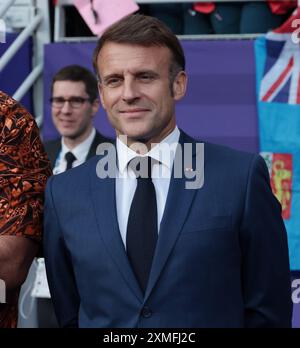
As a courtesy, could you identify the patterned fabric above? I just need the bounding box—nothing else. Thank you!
[0,91,52,328]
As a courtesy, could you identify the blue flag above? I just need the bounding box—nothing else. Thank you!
[255,8,300,270]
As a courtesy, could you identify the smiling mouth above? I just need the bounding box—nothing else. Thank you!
[59,120,75,126]
[119,109,150,117]
[120,109,149,112]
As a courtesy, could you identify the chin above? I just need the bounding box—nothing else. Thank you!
[122,126,152,139]
[126,133,151,143]
[60,131,77,138]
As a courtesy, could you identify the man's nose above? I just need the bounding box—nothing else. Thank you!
[60,100,72,113]
[122,79,140,102]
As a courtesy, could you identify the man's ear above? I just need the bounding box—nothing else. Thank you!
[172,71,187,101]
[98,82,106,111]
[91,98,100,117]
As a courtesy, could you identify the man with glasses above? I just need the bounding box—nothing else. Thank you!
[36,65,111,327]
[45,65,111,174]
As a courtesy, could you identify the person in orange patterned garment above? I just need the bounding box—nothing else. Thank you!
[0,91,51,328]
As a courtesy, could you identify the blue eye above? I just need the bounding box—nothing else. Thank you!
[139,74,154,82]
[105,78,122,87]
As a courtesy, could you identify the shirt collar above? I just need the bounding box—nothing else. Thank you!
[61,127,96,161]
[116,126,180,174]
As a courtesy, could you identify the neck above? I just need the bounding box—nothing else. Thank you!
[119,122,176,154]
[63,127,93,150]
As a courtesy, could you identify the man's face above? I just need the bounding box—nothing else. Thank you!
[51,80,98,139]
[97,43,187,146]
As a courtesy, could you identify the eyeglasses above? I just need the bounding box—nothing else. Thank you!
[50,97,92,109]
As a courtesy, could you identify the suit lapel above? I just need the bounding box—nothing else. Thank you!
[87,132,102,160]
[89,154,144,301]
[144,132,202,300]
[86,131,113,160]
[44,139,61,169]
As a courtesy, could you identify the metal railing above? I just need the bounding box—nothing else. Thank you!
[0,12,43,72]
[0,0,16,19]
[0,0,50,126]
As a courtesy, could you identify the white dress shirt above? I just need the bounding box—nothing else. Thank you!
[53,128,96,175]
[116,126,180,248]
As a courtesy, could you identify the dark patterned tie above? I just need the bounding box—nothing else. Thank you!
[126,156,158,293]
[65,152,77,171]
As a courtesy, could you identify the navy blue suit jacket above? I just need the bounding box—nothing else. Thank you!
[44,131,292,328]
[44,131,112,169]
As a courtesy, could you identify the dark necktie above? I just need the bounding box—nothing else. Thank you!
[65,152,77,171]
[126,156,158,293]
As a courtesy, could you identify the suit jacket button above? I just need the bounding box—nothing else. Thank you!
[141,306,152,318]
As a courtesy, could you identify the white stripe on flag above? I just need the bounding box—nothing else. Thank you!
[259,41,294,102]
[289,49,300,104]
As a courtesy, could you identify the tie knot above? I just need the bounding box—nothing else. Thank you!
[128,156,155,179]
[65,152,77,170]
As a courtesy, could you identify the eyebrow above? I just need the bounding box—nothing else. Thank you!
[102,74,123,83]
[102,70,160,82]
[52,95,89,99]
[136,70,159,76]
[52,96,87,98]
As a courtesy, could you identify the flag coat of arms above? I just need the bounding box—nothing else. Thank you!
[255,7,300,270]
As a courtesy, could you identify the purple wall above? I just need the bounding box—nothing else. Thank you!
[43,40,258,153]
[0,33,32,112]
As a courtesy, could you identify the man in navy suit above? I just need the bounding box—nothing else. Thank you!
[37,65,111,327]
[44,14,292,328]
